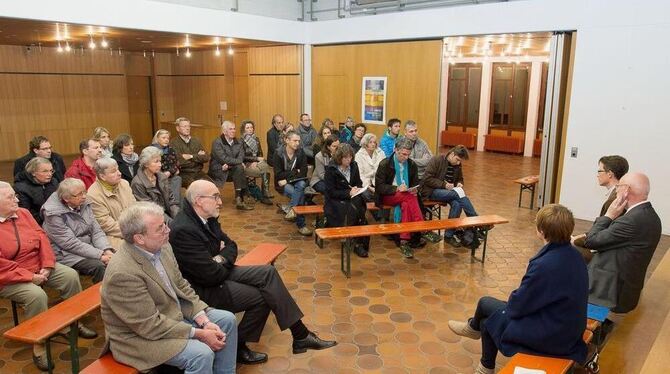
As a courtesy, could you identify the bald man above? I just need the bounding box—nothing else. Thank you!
[584,172,662,316]
[169,180,336,365]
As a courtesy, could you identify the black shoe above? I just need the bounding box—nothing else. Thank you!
[292,331,337,354]
[354,246,369,258]
[259,197,273,205]
[78,324,98,339]
[445,236,462,248]
[237,345,268,365]
[409,237,427,249]
[33,353,53,371]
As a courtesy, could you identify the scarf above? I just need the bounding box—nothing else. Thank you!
[392,154,409,223]
[122,152,139,177]
[98,179,117,192]
[152,143,169,155]
[243,134,259,156]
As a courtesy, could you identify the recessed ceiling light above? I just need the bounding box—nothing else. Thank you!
[141,40,152,43]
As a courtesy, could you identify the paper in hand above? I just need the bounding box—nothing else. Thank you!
[352,185,368,198]
[513,367,546,374]
[453,186,466,198]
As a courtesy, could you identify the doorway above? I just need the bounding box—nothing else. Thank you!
[126,76,155,148]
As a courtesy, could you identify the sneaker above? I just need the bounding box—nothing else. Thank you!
[399,243,414,258]
[445,236,462,248]
[298,226,313,236]
[259,197,273,205]
[409,237,427,249]
[447,320,481,340]
[474,363,494,374]
[304,186,318,195]
[354,246,369,258]
[284,209,297,221]
[423,231,442,243]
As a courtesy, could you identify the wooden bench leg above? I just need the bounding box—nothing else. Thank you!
[45,336,54,374]
[518,185,523,207]
[11,300,20,326]
[340,239,352,278]
[471,228,489,263]
[69,321,80,373]
[529,184,536,210]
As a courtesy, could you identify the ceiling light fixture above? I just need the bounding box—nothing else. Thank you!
[185,34,190,47]
[57,41,63,53]
[185,47,192,58]
[88,35,96,49]
[65,41,71,52]
[228,45,234,55]
[101,35,108,48]
[215,45,221,56]
[176,47,180,57]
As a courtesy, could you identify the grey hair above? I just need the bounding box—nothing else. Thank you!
[0,181,11,190]
[57,178,85,200]
[404,120,417,130]
[119,202,165,243]
[395,137,414,151]
[152,129,170,144]
[175,117,190,125]
[93,157,118,177]
[360,133,377,148]
[25,157,52,174]
[221,120,235,131]
[139,146,162,168]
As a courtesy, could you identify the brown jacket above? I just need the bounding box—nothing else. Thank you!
[169,136,210,176]
[87,179,137,249]
[101,241,208,371]
[420,154,464,198]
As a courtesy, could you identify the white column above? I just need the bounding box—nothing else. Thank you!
[302,44,312,114]
[476,61,493,152]
[524,61,543,157]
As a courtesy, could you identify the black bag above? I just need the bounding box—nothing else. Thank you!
[456,228,481,250]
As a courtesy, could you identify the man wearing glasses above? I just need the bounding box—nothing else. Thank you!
[169,180,336,365]
[14,136,67,183]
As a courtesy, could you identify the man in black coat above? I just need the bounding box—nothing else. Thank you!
[266,114,285,165]
[14,136,66,183]
[585,172,662,317]
[169,180,336,365]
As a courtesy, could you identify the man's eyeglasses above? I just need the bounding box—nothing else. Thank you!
[199,194,222,201]
[597,170,607,174]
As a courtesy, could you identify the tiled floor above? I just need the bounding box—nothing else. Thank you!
[0,150,667,373]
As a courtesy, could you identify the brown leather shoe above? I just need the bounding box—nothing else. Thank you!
[33,353,53,371]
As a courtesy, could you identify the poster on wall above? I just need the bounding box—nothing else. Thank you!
[361,76,387,124]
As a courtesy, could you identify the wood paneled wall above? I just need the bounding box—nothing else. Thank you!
[0,45,129,161]
[312,41,443,151]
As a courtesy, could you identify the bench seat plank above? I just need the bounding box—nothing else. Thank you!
[498,353,572,374]
[234,243,287,266]
[80,353,138,374]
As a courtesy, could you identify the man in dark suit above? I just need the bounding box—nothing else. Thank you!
[14,136,67,183]
[169,180,336,365]
[572,155,629,249]
[585,172,662,317]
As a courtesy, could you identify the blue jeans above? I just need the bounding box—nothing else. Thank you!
[165,309,238,374]
[430,189,478,238]
[284,180,306,228]
[469,296,507,370]
[312,180,327,194]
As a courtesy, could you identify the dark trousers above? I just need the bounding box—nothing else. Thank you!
[469,296,507,369]
[224,265,304,343]
[180,170,211,188]
[72,258,106,283]
[226,165,247,190]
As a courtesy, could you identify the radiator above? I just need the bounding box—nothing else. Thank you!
[484,135,524,154]
[441,131,476,149]
[533,138,542,156]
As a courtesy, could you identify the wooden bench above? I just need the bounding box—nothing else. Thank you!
[513,175,539,209]
[499,329,594,374]
[440,130,476,149]
[5,243,286,374]
[315,215,508,277]
[484,134,524,154]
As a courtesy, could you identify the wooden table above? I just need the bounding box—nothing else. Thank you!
[513,175,539,209]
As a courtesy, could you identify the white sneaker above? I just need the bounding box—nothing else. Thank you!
[284,209,297,221]
[448,320,481,340]
[474,362,494,374]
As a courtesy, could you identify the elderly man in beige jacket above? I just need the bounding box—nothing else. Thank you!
[100,202,237,373]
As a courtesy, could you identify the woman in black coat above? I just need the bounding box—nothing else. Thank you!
[15,157,59,225]
[111,133,140,183]
[324,143,370,257]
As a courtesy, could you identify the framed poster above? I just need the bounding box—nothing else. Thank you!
[361,76,387,124]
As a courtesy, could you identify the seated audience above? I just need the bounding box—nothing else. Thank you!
[14,136,66,183]
[355,133,385,197]
[324,144,370,257]
[310,135,340,195]
[273,130,313,236]
[88,157,137,248]
[15,157,58,225]
[266,114,285,166]
[170,117,211,188]
[151,129,182,203]
[65,138,102,189]
[584,172,662,318]
[339,116,355,143]
[241,120,273,205]
[448,204,589,374]
[380,118,401,158]
[401,120,432,179]
[112,133,140,183]
[322,117,339,139]
[209,121,254,211]
[312,123,333,157]
[347,123,366,154]
[375,138,440,258]
[572,155,629,251]
[297,113,317,166]
[131,147,180,225]
[93,126,113,158]
[0,181,96,371]
[421,145,479,247]
[101,202,237,374]
[41,178,113,283]
[170,180,336,365]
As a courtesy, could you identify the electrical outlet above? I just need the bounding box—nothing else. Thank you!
[570,147,578,158]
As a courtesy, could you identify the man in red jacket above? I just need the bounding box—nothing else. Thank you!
[0,181,96,371]
[65,138,102,189]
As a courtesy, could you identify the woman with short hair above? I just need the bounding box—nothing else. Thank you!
[15,157,59,225]
[93,126,113,158]
[448,204,589,374]
[87,157,137,248]
[310,135,339,195]
[112,133,140,183]
[131,146,180,225]
[355,133,385,195]
[241,120,273,204]
[151,129,182,202]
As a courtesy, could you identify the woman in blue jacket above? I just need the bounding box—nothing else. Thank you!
[448,204,588,374]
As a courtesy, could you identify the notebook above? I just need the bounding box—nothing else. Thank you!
[587,303,610,322]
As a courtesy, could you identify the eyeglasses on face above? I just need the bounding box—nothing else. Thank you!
[199,194,222,201]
